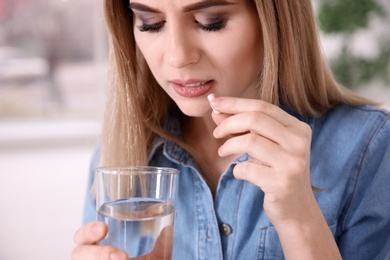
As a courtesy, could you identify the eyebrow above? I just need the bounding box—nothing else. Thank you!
[129,2,159,13]
[183,0,234,12]
[129,0,234,13]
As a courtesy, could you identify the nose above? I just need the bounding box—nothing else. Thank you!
[164,25,200,68]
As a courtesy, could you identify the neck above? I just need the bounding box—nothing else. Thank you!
[182,114,236,194]
[183,115,224,155]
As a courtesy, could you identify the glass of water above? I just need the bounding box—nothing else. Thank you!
[95,166,179,258]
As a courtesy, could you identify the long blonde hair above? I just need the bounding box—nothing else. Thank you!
[100,0,372,167]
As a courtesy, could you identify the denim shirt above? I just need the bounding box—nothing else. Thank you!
[83,104,390,260]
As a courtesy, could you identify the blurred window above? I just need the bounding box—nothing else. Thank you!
[0,0,107,119]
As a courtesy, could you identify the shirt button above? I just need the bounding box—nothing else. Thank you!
[221,223,232,236]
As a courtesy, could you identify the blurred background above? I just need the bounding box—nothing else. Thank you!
[0,0,389,259]
[0,0,105,259]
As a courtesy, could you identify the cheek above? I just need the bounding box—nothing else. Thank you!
[215,32,263,96]
[134,31,159,61]
[216,32,263,80]
[204,19,262,68]
[232,26,263,75]
[136,41,155,66]
[134,35,163,79]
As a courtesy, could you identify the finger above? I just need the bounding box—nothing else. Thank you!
[209,97,297,127]
[71,245,128,260]
[151,225,174,259]
[73,221,108,245]
[234,161,311,204]
[213,109,312,153]
[233,161,293,204]
[131,226,174,260]
[221,133,310,178]
[218,133,286,167]
[145,202,172,217]
[213,111,287,145]
[233,161,275,191]
[210,110,231,126]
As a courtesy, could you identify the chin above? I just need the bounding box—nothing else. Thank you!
[180,109,209,118]
[176,103,210,118]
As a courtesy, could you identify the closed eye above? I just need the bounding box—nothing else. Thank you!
[136,20,227,33]
[137,21,165,33]
[196,20,227,32]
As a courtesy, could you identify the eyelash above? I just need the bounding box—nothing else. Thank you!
[138,21,165,33]
[137,20,227,33]
[196,20,226,32]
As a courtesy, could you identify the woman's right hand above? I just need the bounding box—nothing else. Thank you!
[72,221,128,260]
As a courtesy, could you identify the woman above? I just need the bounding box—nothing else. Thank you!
[72,0,390,259]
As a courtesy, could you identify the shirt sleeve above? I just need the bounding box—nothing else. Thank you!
[82,144,101,224]
[337,117,390,259]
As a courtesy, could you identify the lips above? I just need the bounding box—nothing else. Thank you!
[170,79,213,98]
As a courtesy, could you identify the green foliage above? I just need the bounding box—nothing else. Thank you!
[332,43,390,87]
[318,0,384,34]
[317,0,390,88]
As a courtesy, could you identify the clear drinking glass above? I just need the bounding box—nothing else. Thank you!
[95,166,179,258]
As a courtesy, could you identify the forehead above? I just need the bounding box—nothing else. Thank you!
[129,0,238,11]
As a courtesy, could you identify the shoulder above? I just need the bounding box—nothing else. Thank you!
[327,106,390,259]
[310,105,389,179]
[312,104,389,142]
[323,104,389,126]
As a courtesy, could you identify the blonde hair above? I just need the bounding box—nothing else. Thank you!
[100,0,372,167]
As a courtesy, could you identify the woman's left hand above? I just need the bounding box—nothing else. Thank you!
[209,96,317,227]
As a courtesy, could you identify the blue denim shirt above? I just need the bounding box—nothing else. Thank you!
[84,104,390,260]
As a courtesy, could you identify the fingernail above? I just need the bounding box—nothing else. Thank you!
[110,251,125,260]
[213,108,221,114]
[92,224,104,235]
[207,93,216,102]
[210,98,222,107]
[207,93,221,114]
[207,93,215,102]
